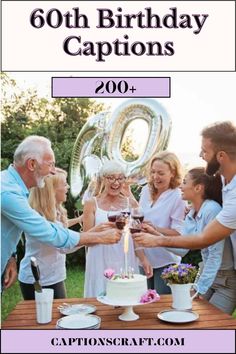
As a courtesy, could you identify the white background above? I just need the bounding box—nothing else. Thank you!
[2,1,235,71]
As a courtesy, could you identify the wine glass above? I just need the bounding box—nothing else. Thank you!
[130,207,144,223]
[115,214,126,230]
[120,198,131,218]
[107,206,119,222]
[129,219,142,234]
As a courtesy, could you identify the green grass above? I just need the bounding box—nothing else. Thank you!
[1,280,23,323]
[1,266,236,323]
[1,265,85,323]
[65,265,85,298]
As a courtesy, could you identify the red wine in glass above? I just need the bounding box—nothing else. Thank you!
[116,221,126,230]
[131,207,144,223]
[115,215,126,230]
[130,227,141,234]
[132,215,144,222]
[107,214,117,222]
[129,218,141,234]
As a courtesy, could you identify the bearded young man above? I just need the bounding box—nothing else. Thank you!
[133,121,236,263]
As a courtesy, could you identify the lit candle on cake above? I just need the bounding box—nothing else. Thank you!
[123,223,129,276]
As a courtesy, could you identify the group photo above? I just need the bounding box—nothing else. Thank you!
[1,72,236,330]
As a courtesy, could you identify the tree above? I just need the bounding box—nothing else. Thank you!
[121,133,139,162]
[1,75,105,172]
[1,74,106,266]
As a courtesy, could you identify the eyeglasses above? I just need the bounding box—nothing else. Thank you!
[105,176,126,183]
[42,161,55,168]
[34,159,55,169]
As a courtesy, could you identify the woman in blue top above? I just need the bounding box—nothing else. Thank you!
[180,167,236,314]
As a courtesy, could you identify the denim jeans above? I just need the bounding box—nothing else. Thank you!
[203,270,236,315]
[140,266,171,295]
[19,280,67,300]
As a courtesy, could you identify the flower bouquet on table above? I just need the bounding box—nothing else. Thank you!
[161,263,198,284]
[161,263,199,310]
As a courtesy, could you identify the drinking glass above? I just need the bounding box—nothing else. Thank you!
[35,288,54,324]
[107,206,119,222]
[115,214,126,230]
[119,198,131,218]
[131,207,144,223]
[129,219,142,234]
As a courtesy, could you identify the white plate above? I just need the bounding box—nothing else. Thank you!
[59,304,96,316]
[56,314,101,329]
[56,323,100,329]
[157,309,199,323]
[97,295,156,307]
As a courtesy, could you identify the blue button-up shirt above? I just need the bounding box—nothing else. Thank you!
[182,199,223,294]
[1,165,80,277]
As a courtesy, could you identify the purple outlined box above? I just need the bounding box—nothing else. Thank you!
[52,77,170,98]
[2,329,236,353]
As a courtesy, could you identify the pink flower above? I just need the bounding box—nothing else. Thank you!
[140,289,160,303]
[104,268,115,279]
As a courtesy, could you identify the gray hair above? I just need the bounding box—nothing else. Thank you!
[90,161,126,197]
[99,160,126,177]
[13,136,52,166]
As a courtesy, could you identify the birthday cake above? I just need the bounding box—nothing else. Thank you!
[106,273,148,303]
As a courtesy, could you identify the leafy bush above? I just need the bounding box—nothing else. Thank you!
[182,250,202,266]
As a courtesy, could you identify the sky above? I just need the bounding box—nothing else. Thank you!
[7,72,236,167]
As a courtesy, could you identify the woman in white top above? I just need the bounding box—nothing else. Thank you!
[139,151,186,294]
[83,160,152,298]
[19,168,81,299]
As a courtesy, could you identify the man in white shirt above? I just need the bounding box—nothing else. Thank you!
[217,175,236,269]
[133,121,236,258]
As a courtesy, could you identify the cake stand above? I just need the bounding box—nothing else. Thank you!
[97,295,144,321]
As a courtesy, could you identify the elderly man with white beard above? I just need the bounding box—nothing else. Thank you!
[1,136,121,291]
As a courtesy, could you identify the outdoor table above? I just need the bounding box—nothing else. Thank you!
[2,295,236,329]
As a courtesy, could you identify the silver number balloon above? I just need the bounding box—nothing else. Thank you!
[70,99,171,200]
[105,99,171,181]
[70,111,109,199]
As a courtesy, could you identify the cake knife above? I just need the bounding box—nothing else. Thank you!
[30,256,42,293]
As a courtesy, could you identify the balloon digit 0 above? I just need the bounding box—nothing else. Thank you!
[70,99,171,200]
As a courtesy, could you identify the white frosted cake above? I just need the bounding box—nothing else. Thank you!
[106,274,147,303]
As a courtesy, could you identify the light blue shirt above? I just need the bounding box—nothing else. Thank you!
[182,199,223,294]
[1,165,80,277]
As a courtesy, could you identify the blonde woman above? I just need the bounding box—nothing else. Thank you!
[83,160,152,298]
[139,151,186,294]
[19,168,81,299]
